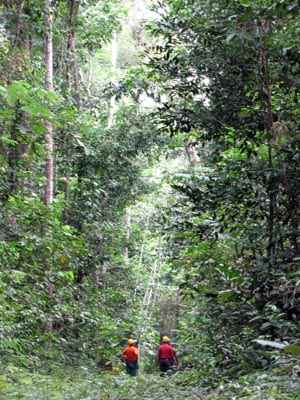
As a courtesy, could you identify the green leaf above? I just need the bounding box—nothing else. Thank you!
[239,0,252,7]
[7,81,30,105]
[284,344,300,357]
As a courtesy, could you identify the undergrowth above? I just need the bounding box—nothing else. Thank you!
[0,362,299,400]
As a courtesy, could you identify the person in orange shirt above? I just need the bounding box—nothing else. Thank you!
[157,336,178,373]
[122,339,139,376]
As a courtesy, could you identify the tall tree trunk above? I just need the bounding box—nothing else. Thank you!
[67,0,80,107]
[123,209,131,265]
[13,0,25,47]
[108,32,118,128]
[258,19,276,267]
[44,0,54,205]
[7,103,21,195]
[2,1,31,197]
[43,0,55,336]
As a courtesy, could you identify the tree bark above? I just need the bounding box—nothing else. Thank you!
[67,0,80,107]
[7,103,21,195]
[108,32,118,128]
[44,0,54,205]
[13,0,25,47]
[1,1,31,197]
[124,209,131,265]
[258,19,276,266]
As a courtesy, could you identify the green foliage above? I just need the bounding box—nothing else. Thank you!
[284,344,300,357]
[1,0,300,398]
[0,0,165,371]
[145,0,300,383]
[78,0,126,50]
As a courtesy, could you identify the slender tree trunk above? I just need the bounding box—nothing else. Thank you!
[124,209,131,265]
[86,53,93,95]
[2,1,30,197]
[7,103,21,195]
[258,19,276,267]
[67,0,80,107]
[43,0,55,336]
[13,0,25,47]
[108,32,118,128]
[44,0,54,205]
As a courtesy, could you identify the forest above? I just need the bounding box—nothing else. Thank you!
[0,0,299,398]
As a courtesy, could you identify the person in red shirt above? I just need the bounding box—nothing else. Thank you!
[122,339,139,376]
[157,336,178,373]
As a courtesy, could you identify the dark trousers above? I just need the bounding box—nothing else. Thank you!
[125,361,138,376]
[159,358,174,372]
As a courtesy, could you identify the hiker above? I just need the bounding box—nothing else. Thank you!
[157,336,178,373]
[122,339,139,376]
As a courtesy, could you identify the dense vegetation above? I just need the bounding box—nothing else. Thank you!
[0,0,299,398]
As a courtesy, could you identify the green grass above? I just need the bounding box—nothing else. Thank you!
[0,365,299,400]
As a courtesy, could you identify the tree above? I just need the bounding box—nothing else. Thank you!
[146,0,300,362]
[44,0,54,205]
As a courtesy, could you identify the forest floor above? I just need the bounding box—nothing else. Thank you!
[1,364,300,400]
